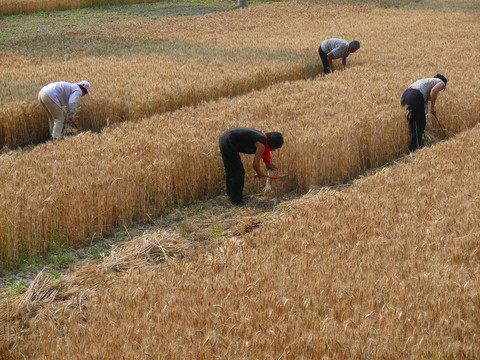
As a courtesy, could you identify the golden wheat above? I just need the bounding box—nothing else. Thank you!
[0,2,479,265]
[2,114,480,359]
[0,0,168,16]
[2,1,478,148]
[0,4,318,147]
[1,3,480,357]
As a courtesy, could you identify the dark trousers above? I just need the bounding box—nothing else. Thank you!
[219,134,245,205]
[401,89,426,152]
[318,46,330,74]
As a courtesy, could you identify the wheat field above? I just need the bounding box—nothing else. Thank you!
[1,0,480,358]
[2,94,480,359]
[0,0,169,16]
[0,2,479,265]
[0,3,318,148]
[1,2,477,147]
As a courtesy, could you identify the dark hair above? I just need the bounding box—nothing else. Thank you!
[266,132,284,149]
[78,85,88,95]
[349,40,360,50]
[434,74,447,87]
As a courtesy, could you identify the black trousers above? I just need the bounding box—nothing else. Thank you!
[219,133,245,205]
[401,89,426,152]
[318,46,330,74]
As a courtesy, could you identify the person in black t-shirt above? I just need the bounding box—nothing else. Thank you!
[219,127,284,205]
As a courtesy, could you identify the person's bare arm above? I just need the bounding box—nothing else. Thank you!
[327,52,335,72]
[430,82,445,115]
[253,142,267,178]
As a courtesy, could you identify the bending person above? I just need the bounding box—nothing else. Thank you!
[401,74,447,152]
[219,127,284,206]
[38,80,91,143]
[318,38,360,74]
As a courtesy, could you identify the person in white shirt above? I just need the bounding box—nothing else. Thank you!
[38,81,91,143]
[400,74,447,152]
[318,39,360,74]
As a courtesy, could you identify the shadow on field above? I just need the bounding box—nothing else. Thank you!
[2,35,312,64]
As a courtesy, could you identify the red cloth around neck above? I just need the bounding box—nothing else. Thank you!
[263,134,271,163]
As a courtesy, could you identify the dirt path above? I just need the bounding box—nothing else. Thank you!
[0,137,433,301]
[0,190,300,300]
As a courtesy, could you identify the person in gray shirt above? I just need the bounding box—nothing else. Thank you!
[318,38,360,74]
[401,74,447,152]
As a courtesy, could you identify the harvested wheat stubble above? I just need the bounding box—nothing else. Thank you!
[2,110,480,359]
[0,230,190,322]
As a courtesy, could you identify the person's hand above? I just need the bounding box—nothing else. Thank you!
[431,106,436,115]
[266,162,277,171]
[66,118,76,125]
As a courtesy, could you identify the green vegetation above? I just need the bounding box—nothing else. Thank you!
[211,223,224,238]
[6,280,26,298]
[0,0,283,18]
[0,233,111,295]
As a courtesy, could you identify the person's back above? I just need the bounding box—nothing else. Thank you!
[321,38,349,59]
[219,127,282,205]
[407,78,445,102]
[401,74,447,152]
[318,39,360,74]
[38,80,90,142]
[223,127,266,154]
[41,81,82,109]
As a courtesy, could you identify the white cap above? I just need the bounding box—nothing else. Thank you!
[78,80,91,95]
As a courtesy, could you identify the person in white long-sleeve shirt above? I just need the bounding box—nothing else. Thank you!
[38,80,91,143]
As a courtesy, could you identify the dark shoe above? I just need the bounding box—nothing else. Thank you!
[232,200,246,206]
